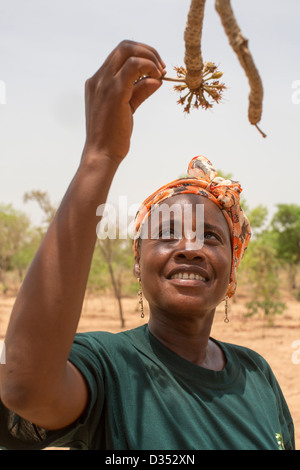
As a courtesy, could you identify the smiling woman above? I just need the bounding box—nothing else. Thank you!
[0,40,295,450]
[133,155,250,301]
[131,156,246,372]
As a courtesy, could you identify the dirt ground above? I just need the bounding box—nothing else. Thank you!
[0,290,299,449]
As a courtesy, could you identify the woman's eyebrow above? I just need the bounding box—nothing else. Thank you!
[204,222,229,237]
[204,221,232,243]
[203,222,222,232]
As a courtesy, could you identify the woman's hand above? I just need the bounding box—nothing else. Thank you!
[83,40,166,164]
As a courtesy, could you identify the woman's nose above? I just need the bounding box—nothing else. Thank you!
[174,236,204,260]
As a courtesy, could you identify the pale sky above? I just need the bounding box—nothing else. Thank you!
[1,0,300,226]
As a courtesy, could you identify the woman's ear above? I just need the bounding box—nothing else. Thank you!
[133,256,141,279]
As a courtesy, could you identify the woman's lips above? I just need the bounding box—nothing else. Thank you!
[167,265,209,284]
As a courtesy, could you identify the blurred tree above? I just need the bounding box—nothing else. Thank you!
[244,233,285,327]
[97,235,135,328]
[246,204,269,237]
[0,204,31,293]
[23,190,57,233]
[240,203,287,326]
[11,228,41,281]
[271,204,300,289]
[87,247,110,294]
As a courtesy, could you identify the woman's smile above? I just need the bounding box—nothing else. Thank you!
[167,264,209,287]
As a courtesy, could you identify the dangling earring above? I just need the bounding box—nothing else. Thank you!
[224,295,229,323]
[138,278,144,318]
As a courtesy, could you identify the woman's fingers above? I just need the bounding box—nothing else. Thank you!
[118,55,162,83]
[87,40,166,111]
[131,76,164,113]
[116,55,165,111]
[105,40,166,77]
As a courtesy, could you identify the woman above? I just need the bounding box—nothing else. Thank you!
[0,41,295,450]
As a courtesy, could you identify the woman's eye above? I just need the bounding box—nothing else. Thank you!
[204,231,220,242]
[159,226,179,239]
[160,229,174,238]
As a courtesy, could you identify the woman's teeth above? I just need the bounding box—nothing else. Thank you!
[170,273,205,281]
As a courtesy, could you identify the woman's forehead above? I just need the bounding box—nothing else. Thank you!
[157,193,226,224]
[142,193,231,240]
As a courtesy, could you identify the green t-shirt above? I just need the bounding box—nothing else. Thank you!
[0,325,295,450]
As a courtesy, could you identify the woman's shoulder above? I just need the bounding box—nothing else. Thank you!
[72,324,148,354]
[216,339,273,375]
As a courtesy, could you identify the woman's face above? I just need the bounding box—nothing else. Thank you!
[134,194,232,319]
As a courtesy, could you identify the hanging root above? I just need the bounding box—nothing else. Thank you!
[184,0,206,90]
[162,64,226,113]
[162,0,226,113]
[215,0,266,137]
[162,0,266,136]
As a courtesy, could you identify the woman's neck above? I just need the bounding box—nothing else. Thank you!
[148,311,226,371]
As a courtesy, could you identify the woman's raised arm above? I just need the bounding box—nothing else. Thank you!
[0,40,165,430]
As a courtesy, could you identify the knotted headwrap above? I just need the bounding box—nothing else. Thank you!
[133,156,251,298]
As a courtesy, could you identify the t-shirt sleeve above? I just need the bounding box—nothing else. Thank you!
[0,332,105,450]
[264,363,295,450]
[246,347,295,450]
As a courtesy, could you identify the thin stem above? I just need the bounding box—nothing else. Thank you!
[201,70,212,79]
[162,76,186,83]
[204,84,224,89]
[202,74,221,82]
[254,123,267,138]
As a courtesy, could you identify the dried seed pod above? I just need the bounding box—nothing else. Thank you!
[215,0,266,137]
[184,0,206,90]
[163,0,266,136]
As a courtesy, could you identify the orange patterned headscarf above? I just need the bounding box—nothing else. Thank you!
[133,156,251,298]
